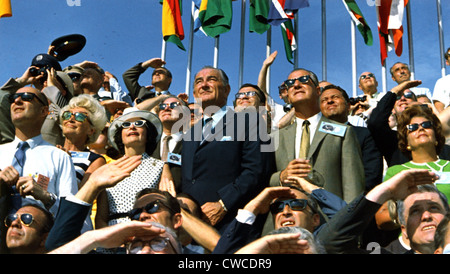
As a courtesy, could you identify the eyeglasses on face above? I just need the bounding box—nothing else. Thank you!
[269,199,311,215]
[121,120,147,129]
[407,121,433,132]
[284,75,311,88]
[235,91,259,99]
[159,102,180,110]
[128,199,175,220]
[4,213,34,227]
[360,73,375,80]
[127,237,177,254]
[10,92,47,106]
[62,111,91,124]
[396,92,416,101]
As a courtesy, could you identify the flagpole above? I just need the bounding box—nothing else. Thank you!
[185,1,195,96]
[436,0,446,77]
[406,1,415,80]
[161,40,167,62]
[214,37,219,68]
[322,0,327,81]
[381,63,387,93]
[294,13,298,68]
[266,27,272,92]
[238,0,246,88]
[351,20,357,97]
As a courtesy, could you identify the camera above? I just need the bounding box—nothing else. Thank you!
[283,103,292,113]
[349,95,367,105]
[29,65,49,79]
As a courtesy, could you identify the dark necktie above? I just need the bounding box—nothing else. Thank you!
[299,120,310,159]
[202,117,213,141]
[11,141,30,211]
[161,135,172,162]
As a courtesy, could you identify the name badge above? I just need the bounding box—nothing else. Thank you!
[318,121,347,137]
[70,151,90,159]
[167,152,182,166]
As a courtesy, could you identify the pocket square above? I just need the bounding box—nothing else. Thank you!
[220,136,233,141]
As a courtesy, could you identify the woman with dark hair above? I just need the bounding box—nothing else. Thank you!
[95,108,170,229]
[384,104,450,201]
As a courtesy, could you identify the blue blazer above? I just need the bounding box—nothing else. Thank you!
[45,197,91,252]
[181,109,274,233]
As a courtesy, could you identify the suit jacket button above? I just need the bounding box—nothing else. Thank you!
[192,179,196,184]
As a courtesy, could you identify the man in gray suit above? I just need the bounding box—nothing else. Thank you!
[269,68,365,203]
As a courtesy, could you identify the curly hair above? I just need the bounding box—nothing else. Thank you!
[60,94,107,145]
[396,104,445,157]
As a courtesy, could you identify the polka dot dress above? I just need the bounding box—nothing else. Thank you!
[106,153,164,226]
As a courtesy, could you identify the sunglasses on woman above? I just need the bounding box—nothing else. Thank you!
[121,120,146,129]
[62,111,92,124]
[126,237,177,254]
[9,92,48,106]
[407,121,433,132]
[284,75,311,88]
[235,91,260,99]
[128,199,176,220]
[4,213,34,227]
[269,199,312,215]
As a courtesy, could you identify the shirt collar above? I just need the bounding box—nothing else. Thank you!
[14,135,44,149]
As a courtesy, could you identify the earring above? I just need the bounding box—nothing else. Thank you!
[407,145,412,151]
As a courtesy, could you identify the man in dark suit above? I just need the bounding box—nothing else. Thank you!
[319,84,383,191]
[180,66,272,233]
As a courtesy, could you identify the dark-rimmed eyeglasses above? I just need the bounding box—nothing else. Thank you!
[159,102,180,110]
[10,92,48,106]
[360,73,374,80]
[349,95,367,105]
[128,200,175,221]
[126,236,177,254]
[235,91,259,99]
[407,121,433,132]
[269,199,312,215]
[62,111,91,124]
[396,92,416,101]
[4,213,34,227]
[121,120,146,129]
[284,75,311,88]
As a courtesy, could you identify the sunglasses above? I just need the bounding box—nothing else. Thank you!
[284,75,312,88]
[360,73,374,80]
[67,72,81,81]
[127,237,177,254]
[269,199,312,215]
[235,91,260,99]
[128,200,175,220]
[406,121,433,132]
[4,213,34,227]
[159,102,180,110]
[62,111,91,124]
[121,120,146,129]
[396,92,416,100]
[10,92,47,106]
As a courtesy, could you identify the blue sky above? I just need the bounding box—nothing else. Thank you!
[0,0,449,106]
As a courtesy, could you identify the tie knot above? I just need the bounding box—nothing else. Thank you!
[203,117,213,125]
[163,135,172,142]
[17,141,29,150]
[303,120,310,127]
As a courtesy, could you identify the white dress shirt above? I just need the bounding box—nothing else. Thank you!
[0,135,78,215]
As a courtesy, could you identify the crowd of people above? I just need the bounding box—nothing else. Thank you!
[1,43,450,256]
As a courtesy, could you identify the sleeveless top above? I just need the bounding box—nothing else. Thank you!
[106,153,165,226]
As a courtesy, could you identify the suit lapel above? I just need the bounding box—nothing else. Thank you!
[277,121,296,161]
[307,116,327,159]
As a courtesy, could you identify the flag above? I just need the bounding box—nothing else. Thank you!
[161,0,185,51]
[342,0,373,46]
[198,0,234,38]
[0,0,12,19]
[249,0,270,34]
[268,0,309,26]
[192,0,207,36]
[376,0,409,65]
[281,19,296,64]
